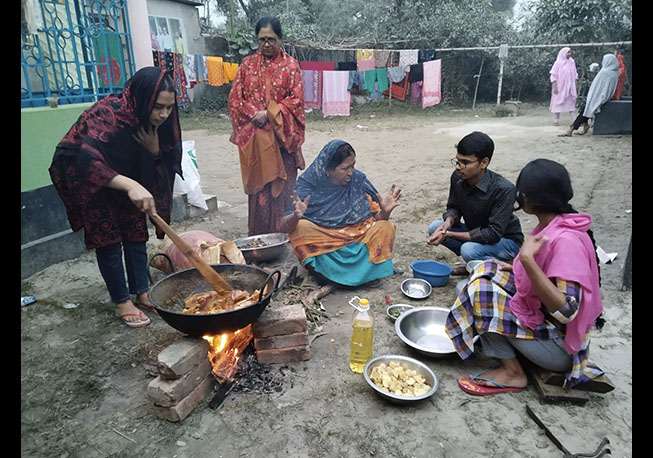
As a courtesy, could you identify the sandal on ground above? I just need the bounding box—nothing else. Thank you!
[116,310,151,328]
[458,371,524,396]
[134,300,155,311]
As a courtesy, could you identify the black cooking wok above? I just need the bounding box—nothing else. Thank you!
[149,263,281,336]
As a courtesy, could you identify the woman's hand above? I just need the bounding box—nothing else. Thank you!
[133,125,160,157]
[376,185,402,219]
[519,234,549,263]
[492,259,514,272]
[127,183,157,215]
[291,192,310,219]
[252,110,268,128]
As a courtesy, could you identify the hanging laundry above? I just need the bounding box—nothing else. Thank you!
[375,50,391,68]
[364,69,377,93]
[411,81,422,104]
[399,50,418,67]
[348,70,365,91]
[322,71,350,117]
[421,59,442,109]
[202,56,209,82]
[357,49,375,71]
[302,69,320,109]
[408,63,423,83]
[387,65,407,83]
[184,54,197,86]
[158,51,175,75]
[300,62,335,111]
[193,54,205,82]
[223,62,239,83]
[337,62,357,71]
[152,50,160,67]
[174,53,190,107]
[376,68,389,93]
[418,49,436,63]
[206,56,225,86]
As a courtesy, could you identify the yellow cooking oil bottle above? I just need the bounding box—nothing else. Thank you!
[349,296,374,373]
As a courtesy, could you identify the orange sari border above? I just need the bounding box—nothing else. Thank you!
[289,217,396,265]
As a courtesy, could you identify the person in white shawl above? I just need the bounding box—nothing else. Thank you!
[560,54,620,136]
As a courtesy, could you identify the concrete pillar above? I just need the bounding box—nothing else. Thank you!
[126,0,153,70]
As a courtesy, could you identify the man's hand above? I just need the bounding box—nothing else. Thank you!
[133,125,160,157]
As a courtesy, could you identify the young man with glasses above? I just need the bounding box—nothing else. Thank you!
[427,131,524,274]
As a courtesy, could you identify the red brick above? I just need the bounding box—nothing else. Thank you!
[254,331,309,351]
[152,376,214,422]
[252,304,307,338]
[157,337,209,379]
[256,345,310,364]
[147,358,212,407]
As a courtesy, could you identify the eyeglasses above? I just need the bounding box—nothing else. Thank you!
[451,157,479,168]
[257,37,278,45]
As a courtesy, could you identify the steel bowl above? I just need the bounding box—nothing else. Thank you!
[233,233,289,264]
[386,304,414,322]
[400,278,432,299]
[395,306,456,357]
[466,259,484,274]
[363,355,439,404]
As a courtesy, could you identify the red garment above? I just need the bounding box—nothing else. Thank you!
[228,49,305,235]
[49,67,182,249]
[300,61,335,110]
[612,53,627,100]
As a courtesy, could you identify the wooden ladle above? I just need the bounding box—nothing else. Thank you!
[150,213,232,294]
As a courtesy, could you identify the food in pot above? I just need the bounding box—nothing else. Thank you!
[183,289,260,314]
[240,237,268,249]
[369,361,431,397]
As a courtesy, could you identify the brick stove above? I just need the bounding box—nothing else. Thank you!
[147,304,310,422]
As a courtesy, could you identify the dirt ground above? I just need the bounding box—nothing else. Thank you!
[21,103,632,458]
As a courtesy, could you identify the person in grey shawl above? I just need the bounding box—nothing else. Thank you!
[560,54,620,136]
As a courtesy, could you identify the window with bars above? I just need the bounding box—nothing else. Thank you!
[21,0,136,108]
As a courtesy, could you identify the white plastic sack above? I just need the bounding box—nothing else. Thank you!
[174,140,208,210]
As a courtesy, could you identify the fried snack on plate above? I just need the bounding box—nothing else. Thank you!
[369,361,431,397]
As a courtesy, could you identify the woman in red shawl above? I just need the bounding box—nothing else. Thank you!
[612,49,627,100]
[49,67,182,328]
[228,17,306,236]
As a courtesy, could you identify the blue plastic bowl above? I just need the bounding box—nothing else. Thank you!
[410,260,453,287]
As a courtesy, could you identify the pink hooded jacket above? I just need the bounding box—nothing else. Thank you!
[510,213,603,354]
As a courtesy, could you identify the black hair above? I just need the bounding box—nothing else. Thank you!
[515,158,605,329]
[326,143,355,171]
[456,131,494,162]
[255,16,283,39]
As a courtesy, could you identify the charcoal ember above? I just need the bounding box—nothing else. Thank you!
[230,350,289,395]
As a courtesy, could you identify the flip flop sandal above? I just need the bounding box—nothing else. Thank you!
[134,301,155,311]
[116,310,151,328]
[458,372,523,396]
[451,262,468,276]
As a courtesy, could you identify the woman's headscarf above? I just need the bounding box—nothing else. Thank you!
[583,54,620,118]
[549,47,578,100]
[294,140,379,228]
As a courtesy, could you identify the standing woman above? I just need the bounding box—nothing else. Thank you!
[560,54,620,137]
[549,47,578,126]
[228,16,306,236]
[49,67,182,328]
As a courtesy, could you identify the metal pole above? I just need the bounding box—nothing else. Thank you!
[496,58,504,106]
[472,56,484,110]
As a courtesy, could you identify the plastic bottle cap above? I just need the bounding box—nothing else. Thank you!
[359,298,369,306]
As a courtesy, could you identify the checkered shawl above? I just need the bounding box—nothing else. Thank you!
[445,261,603,389]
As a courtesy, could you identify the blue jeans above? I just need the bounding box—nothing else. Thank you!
[428,220,520,262]
[95,241,149,304]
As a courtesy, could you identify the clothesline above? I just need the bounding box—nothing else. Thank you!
[286,40,632,54]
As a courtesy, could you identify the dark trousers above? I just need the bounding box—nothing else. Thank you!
[571,102,590,130]
[95,241,149,304]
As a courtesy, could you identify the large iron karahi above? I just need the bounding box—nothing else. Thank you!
[149,264,280,336]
